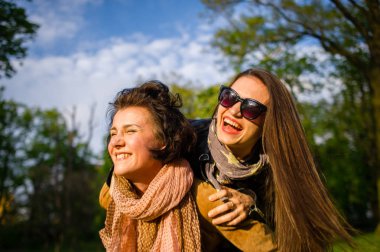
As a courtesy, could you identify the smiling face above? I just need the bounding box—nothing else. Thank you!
[108,106,164,192]
[216,75,270,159]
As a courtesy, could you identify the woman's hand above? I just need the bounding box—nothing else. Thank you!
[207,187,254,226]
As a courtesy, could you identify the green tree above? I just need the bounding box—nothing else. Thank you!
[0,87,32,225]
[0,92,101,250]
[171,83,198,118]
[192,85,220,118]
[24,108,99,249]
[202,0,380,231]
[301,98,373,229]
[0,0,39,78]
[170,83,220,119]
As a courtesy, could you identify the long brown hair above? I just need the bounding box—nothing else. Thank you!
[229,68,354,251]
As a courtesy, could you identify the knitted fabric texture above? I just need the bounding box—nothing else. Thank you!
[99,159,201,252]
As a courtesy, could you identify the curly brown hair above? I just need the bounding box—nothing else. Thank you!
[107,80,196,164]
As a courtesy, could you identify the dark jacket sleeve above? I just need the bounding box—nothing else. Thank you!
[187,119,212,180]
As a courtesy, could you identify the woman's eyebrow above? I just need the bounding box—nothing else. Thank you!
[110,124,142,130]
[109,124,139,132]
[122,124,142,129]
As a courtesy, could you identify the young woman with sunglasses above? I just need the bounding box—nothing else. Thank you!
[190,68,354,251]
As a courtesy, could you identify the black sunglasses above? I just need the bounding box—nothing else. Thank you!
[218,85,267,120]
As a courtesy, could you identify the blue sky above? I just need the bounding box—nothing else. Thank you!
[22,0,210,56]
[4,0,233,154]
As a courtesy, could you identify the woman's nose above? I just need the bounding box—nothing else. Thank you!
[228,102,242,118]
[111,134,125,148]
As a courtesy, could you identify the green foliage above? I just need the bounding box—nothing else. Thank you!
[0,87,32,225]
[172,83,220,119]
[0,88,104,250]
[204,0,371,70]
[333,232,380,251]
[298,55,377,228]
[171,83,198,118]
[301,97,374,228]
[0,0,39,78]
[192,85,220,118]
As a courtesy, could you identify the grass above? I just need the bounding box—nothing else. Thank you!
[333,233,380,251]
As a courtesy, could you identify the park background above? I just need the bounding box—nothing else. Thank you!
[1,0,380,251]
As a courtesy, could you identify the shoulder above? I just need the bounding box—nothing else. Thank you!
[189,118,212,134]
[189,118,212,145]
[189,118,211,149]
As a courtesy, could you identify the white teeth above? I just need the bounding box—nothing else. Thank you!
[224,118,242,130]
[116,153,129,160]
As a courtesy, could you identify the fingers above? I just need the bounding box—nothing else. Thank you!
[209,201,238,225]
[209,202,248,226]
[208,201,235,218]
[226,206,248,226]
[208,189,229,202]
[229,188,255,208]
[207,187,254,226]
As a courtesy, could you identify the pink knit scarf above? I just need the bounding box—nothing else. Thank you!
[99,159,201,251]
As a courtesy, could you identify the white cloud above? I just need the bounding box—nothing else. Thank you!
[3,0,237,156]
[4,33,231,155]
[24,0,102,46]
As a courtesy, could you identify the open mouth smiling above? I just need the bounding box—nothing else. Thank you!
[223,118,243,130]
[115,153,131,160]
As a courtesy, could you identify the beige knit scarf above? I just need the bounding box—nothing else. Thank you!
[99,159,201,252]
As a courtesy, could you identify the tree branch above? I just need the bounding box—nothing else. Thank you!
[365,0,380,23]
[349,0,369,13]
[86,103,96,148]
[254,0,368,72]
[330,0,370,41]
[309,32,368,71]
[256,0,313,30]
